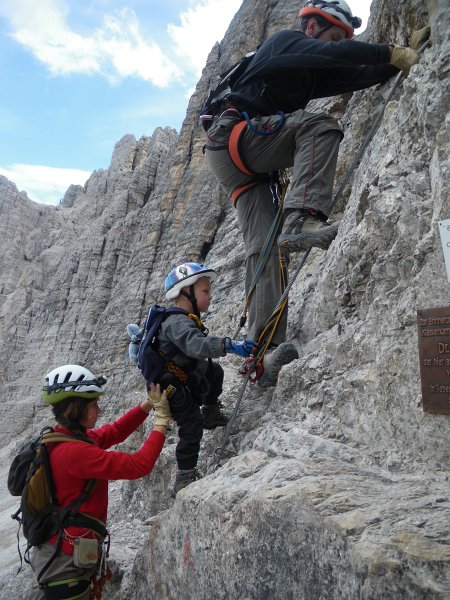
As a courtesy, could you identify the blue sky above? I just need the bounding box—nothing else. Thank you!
[0,0,371,205]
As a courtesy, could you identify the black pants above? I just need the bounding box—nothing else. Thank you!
[159,361,224,470]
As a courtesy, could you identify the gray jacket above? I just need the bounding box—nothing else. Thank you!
[158,313,225,376]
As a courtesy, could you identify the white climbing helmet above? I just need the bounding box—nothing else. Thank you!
[299,0,362,38]
[42,364,106,405]
[164,262,217,300]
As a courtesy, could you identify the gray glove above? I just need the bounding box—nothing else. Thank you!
[149,387,171,428]
[390,45,420,74]
[410,26,431,50]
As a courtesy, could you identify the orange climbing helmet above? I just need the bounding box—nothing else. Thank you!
[299,0,362,38]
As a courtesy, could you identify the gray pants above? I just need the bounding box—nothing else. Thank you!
[205,109,342,344]
[237,189,288,345]
[30,543,97,600]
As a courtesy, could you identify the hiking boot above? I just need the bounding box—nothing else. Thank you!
[278,209,339,252]
[170,468,202,498]
[257,342,298,387]
[202,403,229,430]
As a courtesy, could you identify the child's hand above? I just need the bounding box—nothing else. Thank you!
[223,338,254,357]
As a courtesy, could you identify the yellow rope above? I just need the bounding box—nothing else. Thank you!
[252,169,290,364]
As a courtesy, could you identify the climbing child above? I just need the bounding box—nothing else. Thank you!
[156,262,253,497]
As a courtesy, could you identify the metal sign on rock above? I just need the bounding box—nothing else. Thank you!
[417,306,450,415]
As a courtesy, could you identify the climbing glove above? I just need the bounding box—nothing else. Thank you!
[410,26,431,51]
[223,337,254,358]
[149,386,172,428]
[389,45,420,75]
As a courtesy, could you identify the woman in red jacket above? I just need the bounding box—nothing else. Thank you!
[31,363,171,600]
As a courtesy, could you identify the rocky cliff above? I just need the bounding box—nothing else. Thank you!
[1,0,449,598]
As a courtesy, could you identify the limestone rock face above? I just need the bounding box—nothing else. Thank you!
[1,0,449,598]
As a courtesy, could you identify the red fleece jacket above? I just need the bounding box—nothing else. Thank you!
[47,405,165,554]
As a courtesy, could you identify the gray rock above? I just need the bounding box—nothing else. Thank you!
[0,0,449,598]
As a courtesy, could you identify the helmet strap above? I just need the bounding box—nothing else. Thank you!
[314,22,333,38]
[180,287,201,318]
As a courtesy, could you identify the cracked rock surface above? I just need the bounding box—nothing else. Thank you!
[0,0,449,598]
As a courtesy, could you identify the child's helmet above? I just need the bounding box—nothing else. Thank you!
[299,0,362,38]
[42,364,106,405]
[164,262,217,300]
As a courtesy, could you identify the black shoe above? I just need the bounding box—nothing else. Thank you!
[171,468,202,498]
[278,209,339,252]
[202,403,229,430]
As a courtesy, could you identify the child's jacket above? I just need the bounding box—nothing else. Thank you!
[157,312,225,377]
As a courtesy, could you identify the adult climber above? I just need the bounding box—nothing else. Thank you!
[203,0,429,375]
[30,364,171,599]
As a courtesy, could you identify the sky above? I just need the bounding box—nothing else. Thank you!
[0,0,372,205]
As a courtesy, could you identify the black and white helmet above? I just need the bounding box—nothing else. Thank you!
[42,364,106,405]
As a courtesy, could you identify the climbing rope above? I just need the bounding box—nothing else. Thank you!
[208,371,252,473]
[234,169,290,347]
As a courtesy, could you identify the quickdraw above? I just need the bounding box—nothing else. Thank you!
[239,357,264,383]
[90,534,112,600]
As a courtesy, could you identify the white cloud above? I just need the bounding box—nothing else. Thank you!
[0,0,251,86]
[0,0,182,86]
[168,0,243,75]
[0,0,373,87]
[0,163,91,205]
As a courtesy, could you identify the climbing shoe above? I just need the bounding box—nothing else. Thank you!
[202,403,229,430]
[278,209,339,252]
[257,342,299,387]
[171,468,202,498]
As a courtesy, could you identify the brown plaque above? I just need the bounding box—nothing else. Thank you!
[417,306,450,415]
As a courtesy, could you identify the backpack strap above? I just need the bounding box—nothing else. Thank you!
[186,313,208,333]
[35,492,107,585]
[41,432,100,525]
[41,432,96,445]
[153,306,191,361]
[34,432,104,583]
